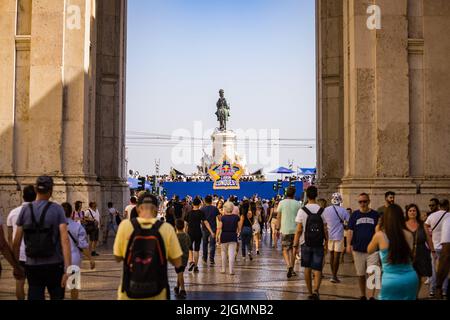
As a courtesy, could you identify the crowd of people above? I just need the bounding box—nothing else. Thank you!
[141,173,315,184]
[1,175,449,301]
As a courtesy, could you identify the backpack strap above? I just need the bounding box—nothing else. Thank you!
[29,202,52,227]
[39,202,53,227]
[68,230,83,252]
[332,206,343,224]
[432,211,448,232]
[152,220,163,231]
[87,209,95,220]
[29,203,37,225]
[130,218,141,232]
[317,207,325,216]
[303,207,312,216]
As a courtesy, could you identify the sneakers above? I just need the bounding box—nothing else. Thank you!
[194,266,200,273]
[330,277,341,284]
[175,288,187,300]
[202,258,207,265]
[256,250,260,255]
[287,267,293,279]
[188,262,195,272]
[248,253,253,261]
[312,292,320,300]
[210,260,216,266]
[91,251,99,257]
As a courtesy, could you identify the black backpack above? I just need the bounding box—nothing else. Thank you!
[303,206,325,248]
[122,219,168,299]
[23,202,56,258]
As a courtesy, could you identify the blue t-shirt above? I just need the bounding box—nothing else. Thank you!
[201,205,220,232]
[348,209,379,253]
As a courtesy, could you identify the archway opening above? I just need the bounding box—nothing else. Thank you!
[125,0,317,186]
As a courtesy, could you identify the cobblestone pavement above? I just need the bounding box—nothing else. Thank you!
[0,232,431,300]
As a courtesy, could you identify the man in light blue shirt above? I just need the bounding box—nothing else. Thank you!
[323,193,349,283]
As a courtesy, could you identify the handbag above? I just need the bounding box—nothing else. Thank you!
[83,209,98,233]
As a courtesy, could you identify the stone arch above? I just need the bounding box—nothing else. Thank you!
[1,0,450,221]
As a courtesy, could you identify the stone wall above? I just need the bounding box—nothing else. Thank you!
[0,0,127,238]
[317,0,450,210]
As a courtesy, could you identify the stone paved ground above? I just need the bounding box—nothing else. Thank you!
[0,232,431,300]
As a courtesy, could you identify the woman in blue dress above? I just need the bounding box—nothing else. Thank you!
[368,204,419,300]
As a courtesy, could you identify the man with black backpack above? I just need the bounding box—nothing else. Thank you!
[293,186,328,300]
[13,176,72,300]
[114,192,182,300]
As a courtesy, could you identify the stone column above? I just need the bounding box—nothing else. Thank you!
[0,0,21,220]
[419,0,450,202]
[16,0,67,201]
[95,0,128,218]
[316,0,345,199]
[340,0,412,207]
[62,0,101,205]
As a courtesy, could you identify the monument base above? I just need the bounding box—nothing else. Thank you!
[211,129,247,174]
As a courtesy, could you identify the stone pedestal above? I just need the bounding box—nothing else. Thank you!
[211,130,247,173]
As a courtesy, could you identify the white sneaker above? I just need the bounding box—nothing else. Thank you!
[424,278,430,285]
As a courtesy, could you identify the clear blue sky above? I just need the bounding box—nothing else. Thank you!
[126,0,316,176]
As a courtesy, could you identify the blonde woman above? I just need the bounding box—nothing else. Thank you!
[217,202,240,275]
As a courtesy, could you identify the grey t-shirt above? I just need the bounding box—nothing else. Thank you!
[17,200,67,266]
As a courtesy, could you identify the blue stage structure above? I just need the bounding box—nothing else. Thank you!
[162,181,304,200]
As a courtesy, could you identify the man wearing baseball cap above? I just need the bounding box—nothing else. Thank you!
[113,192,182,300]
[322,192,350,283]
[13,176,72,300]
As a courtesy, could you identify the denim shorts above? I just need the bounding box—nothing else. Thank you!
[301,245,325,271]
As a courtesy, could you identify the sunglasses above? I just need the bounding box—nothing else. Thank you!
[359,200,369,204]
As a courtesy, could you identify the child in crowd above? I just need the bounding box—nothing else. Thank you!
[174,219,191,299]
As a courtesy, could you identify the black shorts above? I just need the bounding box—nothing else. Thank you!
[88,228,99,242]
[175,265,186,274]
[189,233,202,251]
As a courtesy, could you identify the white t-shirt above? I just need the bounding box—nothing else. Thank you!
[108,208,118,223]
[295,204,326,245]
[441,217,450,245]
[425,210,450,250]
[124,204,136,219]
[7,203,28,262]
[86,208,101,224]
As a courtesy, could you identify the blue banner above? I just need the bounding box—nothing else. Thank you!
[162,181,303,201]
